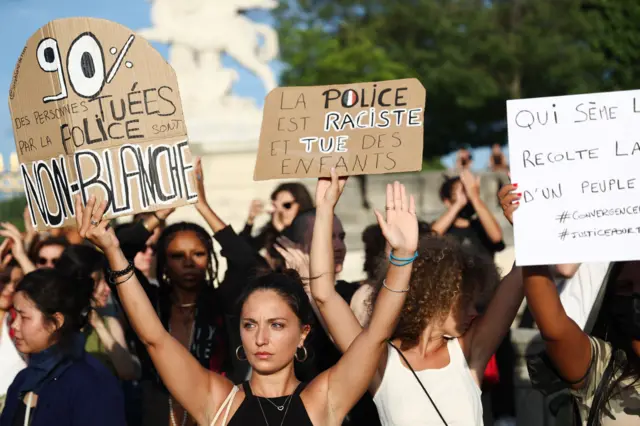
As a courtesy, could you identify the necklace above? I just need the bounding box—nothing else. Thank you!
[168,319,196,426]
[174,302,196,308]
[251,384,294,426]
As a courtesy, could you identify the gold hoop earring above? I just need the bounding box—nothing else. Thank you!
[162,272,170,284]
[235,345,247,361]
[295,346,308,362]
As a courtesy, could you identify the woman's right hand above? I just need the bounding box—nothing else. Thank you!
[498,183,520,225]
[75,195,120,253]
[315,168,348,210]
[0,222,27,260]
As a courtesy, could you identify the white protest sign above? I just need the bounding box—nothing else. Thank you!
[508,89,640,266]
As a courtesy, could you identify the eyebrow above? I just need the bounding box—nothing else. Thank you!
[241,317,288,322]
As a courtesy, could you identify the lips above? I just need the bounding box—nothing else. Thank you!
[255,352,273,360]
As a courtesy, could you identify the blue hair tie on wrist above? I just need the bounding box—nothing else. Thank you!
[389,250,418,266]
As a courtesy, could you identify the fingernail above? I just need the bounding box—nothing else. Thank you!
[513,183,518,188]
[514,201,520,205]
[516,193,522,197]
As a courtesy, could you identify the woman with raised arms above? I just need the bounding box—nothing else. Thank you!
[309,174,523,425]
[74,167,418,426]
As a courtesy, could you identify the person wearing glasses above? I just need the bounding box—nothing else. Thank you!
[30,237,69,270]
[241,183,314,257]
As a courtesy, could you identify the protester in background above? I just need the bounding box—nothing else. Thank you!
[503,184,640,425]
[56,245,139,380]
[432,170,505,260]
[30,236,69,270]
[0,268,126,426]
[78,170,415,426]
[0,255,25,414]
[241,182,314,255]
[131,212,165,286]
[455,147,473,171]
[489,144,509,173]
[310,179,523,425]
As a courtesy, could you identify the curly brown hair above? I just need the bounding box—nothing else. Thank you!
[370,235,499,350]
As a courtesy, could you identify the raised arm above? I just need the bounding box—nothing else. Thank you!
[76,196,234,425]
[466,184,522,374]
[460,170,502,243]
[309,171,363,353]
[317,177,419,421]
[495,186,591,387]
[431,183,467,236]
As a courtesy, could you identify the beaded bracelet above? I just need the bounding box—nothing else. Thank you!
[107,261,134,281]
[111,269,135,286]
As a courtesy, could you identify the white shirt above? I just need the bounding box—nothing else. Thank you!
[558,263,610,330]
[0,314,26,397]
[373,338,482,425]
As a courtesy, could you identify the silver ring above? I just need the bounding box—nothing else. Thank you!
[90,219,99,226]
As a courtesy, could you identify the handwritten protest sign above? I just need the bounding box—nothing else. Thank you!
[507,89,640,265]
[9,18,197,231]
[254,79,426,180]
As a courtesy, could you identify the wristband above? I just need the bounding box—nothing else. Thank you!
[389,250,418,267]
[107,261,134,281]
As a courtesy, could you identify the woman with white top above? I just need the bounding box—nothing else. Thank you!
[310,182,523,425]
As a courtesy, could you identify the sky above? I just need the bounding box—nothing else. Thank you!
[0,0,505,171]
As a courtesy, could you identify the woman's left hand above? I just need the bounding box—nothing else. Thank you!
[375,181,418,256]
[274,236,310,281]
[75,195,119,253]
[194,157,208,208]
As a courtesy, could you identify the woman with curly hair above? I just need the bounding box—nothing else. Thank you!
[310,183,523,425]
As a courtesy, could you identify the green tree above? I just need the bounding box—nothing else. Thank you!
[273,0,638,157]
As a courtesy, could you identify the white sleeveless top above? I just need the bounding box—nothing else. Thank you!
[373,338,482,425]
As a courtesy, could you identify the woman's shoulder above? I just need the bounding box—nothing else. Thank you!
[63,354,122,389]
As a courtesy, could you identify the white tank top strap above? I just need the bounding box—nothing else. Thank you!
[210,385,239,426]
[448,338,467,365]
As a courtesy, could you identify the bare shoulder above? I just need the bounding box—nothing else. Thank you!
[205,374,243,425]
[301,372,331,425]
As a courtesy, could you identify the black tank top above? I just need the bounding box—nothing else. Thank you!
[228,382,313,426]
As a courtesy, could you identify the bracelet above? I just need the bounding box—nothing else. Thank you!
[382,279,410,293]
[389,250,418,267]
[107,261,134,280]
[111,270,135,286]
[152,211,162,222]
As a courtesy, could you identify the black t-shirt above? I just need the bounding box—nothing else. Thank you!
[446,219,505,259]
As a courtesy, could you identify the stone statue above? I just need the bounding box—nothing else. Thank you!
[139,0,279,148]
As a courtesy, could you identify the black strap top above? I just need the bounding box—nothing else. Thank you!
[227,382,313,426]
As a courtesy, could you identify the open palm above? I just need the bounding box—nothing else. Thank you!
[375,182,418,254]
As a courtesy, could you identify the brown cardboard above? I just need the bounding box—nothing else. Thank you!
[9,17,197,231]
[254,78,426,180]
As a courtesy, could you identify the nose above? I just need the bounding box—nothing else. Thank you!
[255,324,269,347]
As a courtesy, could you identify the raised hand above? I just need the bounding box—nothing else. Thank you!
[374,182,418,256]
[460,169,480,200]
[315,168,348,210]
[193,157,207,207]
[247,199,265,225]
[274,236,310,281]
[453,181,468,207]
[498,183,520,225]
[0,222,27,260]
[75,195,119,253]
[155,207,175,221]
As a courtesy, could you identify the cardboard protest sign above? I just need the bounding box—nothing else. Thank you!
[508,89,640,266]
[254,78,426,180]
[9,17,197,231]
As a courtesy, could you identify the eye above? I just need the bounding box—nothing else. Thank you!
[242,322,255,330]
[194,251,207,258]
[271,322,284,330]
[169,253,183,260]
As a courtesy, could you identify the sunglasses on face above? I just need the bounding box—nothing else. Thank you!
[36,257,58,266]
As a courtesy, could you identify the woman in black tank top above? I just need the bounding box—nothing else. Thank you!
[80,169,419,426]
[227,382,312,426]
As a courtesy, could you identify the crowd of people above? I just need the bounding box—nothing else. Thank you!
[0,150,638,426]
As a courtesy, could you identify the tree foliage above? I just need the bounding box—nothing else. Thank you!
[273,0,640,157]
